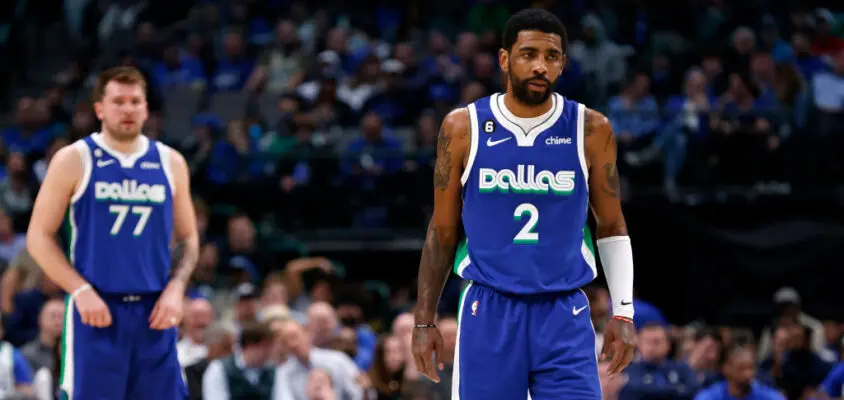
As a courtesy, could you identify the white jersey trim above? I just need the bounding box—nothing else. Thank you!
[155,142,176,195]
[461,105,480,186]
[576,103,589,183]
[489,93,564,147]
[90,132,149,168]
[70,140,92,204]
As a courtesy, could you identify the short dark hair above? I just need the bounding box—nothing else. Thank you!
[239,321,273,348]
[92,66,147,102]
[502,8,567,53]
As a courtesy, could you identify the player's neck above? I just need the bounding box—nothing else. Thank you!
[100,130,143,155]
[727,381,750,397]
[502,92,553,118]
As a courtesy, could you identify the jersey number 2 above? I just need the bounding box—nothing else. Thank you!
[109,205,152,236]
[513,203,539,244]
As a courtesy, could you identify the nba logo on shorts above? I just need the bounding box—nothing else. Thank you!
[471,301,479,316]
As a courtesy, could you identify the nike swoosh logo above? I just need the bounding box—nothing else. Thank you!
[573,305,588,316]
[486,137,511,147]
[97,159,115,168]
[620,300,632,306]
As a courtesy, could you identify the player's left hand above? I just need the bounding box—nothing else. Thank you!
[149,282,185,330]
[601,316,636,375]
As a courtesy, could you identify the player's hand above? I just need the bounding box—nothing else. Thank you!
[149,282,185,330]
[601,316,636,375]
[411,326,445,383]
[74,288,112,328]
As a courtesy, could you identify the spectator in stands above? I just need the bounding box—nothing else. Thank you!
[248,19,308,94]
[275,319,362,400]
[305,368,337,400]
[212,29,254,92]
[260,277,306,323]
[687,328,726,387]
[568,14,630,105]
[620,323,698,400]
[694,346,784,400]
[1,98,52,156]
[820,343,844,399]
[202,321,275,400]
[178,298,215,369]
[790,33,827,81]
[185,322,236,400]
[151,42,207,91]
[2,272,62,347]
[334,290,377,371]
[225,283,261,333]
[307,301,339,349]
[709,72,778,183]
[608,71,661,165]
[770,324,831,399]
[0,152,35,218]
[32,340,60,400]
[647,64,706,189]
[20,299,63,373]
[219,213,272,277]
[0,208,26,267]
[361,59,413,127]
[758,287,825,359]
[0,321,34,397]
[283,256,337,313]
[724,27,757,75]
[369,335,408,400]
[812,49,844,138]
[1,251,40,315]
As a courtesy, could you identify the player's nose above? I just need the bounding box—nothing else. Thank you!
[532,62,548,76]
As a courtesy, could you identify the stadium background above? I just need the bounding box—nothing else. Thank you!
[0,0,843,399]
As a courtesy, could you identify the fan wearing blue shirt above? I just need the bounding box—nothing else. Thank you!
[0,322,34,396]
[820,359,844,399]
[695,346,784,400]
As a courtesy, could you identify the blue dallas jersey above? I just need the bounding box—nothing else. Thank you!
[454,93,597,294]
[66,133,174,294]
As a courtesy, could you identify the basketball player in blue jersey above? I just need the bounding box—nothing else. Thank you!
[26,66,199,399]
[412,9,637,399]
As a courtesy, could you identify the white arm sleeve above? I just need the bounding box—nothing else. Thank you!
[597,236,635,319]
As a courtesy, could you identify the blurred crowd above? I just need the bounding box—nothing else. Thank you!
[0,0,843,399]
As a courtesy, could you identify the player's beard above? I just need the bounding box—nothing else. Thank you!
[103,120,142,141]
[508,68,555,106]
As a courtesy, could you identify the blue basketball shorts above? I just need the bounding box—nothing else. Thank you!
[60,293,187,400]
[452,282,601,400]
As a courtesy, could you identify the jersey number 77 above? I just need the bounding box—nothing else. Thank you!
[108,205,153,236]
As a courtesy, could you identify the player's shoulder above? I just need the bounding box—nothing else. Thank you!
[51,139,89,168]
[583,107,610,130]
[153,141,188,170]
[441,107,471,139]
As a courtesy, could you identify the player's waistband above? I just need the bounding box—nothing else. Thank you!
[469,280,583,301]
[97,291,162,303]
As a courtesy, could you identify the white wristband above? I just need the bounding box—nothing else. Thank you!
[71,284,92,299]
[597,236,635,319]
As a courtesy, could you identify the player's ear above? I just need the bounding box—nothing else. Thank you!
[93,101,104,121]
[498,48,509,73]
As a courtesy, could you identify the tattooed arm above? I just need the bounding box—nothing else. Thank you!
[584,108,627,238]
[414,108,470,325]
[585,107,637,374]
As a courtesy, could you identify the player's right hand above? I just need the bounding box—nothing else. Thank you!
[411,326,445,383]
[74,289,112,328]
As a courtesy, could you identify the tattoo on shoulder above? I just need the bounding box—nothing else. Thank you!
[604,126,615,152]
[585,110,595,137]
[600,163,620,198]
[433,126,452,190]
